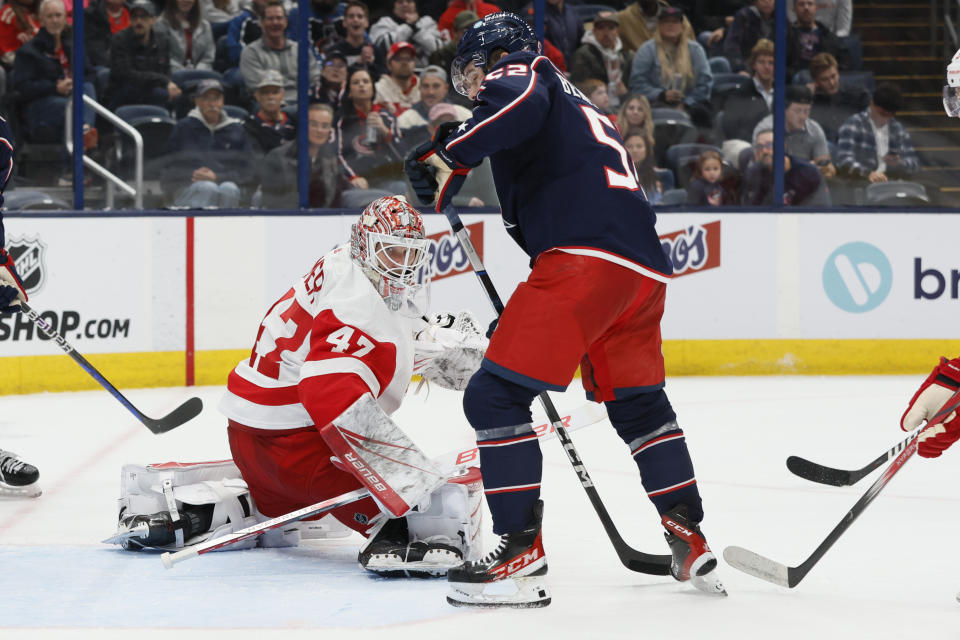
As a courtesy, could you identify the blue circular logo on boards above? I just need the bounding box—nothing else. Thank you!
[822,242,892,313]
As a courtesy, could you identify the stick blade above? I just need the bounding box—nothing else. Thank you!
[723,545,792,587]
[142,397,204,434]
[620,550,673,575]
[786,455,853,486]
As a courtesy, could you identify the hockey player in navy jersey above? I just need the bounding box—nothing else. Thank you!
[0,115,42,498]
[405,12,725,608]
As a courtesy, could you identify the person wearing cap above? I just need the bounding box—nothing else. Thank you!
[244,69,296,154]
[11,0,97,147]
[396,64,471,130]
[239,0,320,108]
[722,0,774,72]
[437,0,498,40]
[616,0,694,54]
[628,6,713,128]
[108,0,182,108]
[323,1,386,79]
[374,41,419,115]
[162,78,255,207]
[311,49,347,109]
[429,9,476,77]
[571,11,631,109]
[370,0,443,67]
[154,0,215,71]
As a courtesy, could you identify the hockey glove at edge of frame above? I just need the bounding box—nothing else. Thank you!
[901,357,960,458]
[0,248,27,314]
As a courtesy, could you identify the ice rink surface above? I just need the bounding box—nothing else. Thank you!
[2,375,959,640]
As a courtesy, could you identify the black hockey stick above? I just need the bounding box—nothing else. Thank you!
[786,433,915,486]
[21,301,203,434]
[723,388,960,588]
[440,206,671,576]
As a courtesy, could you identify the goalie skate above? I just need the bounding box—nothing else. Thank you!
[359,517,463,578]
[662,505,727,596]
[446,500,551,608]
[0,449,40,498]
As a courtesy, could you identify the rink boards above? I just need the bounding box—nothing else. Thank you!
[1,211,958,393]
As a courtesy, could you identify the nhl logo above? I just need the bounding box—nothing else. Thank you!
[7,235,46,294]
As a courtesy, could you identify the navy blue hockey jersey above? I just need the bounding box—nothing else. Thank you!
[442,51,672,281]
[0,116,14,247]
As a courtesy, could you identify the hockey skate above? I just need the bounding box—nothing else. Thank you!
[0,449,40,498]
[662,504,727,596]
[106,507,210,551]
[446,500,550,608]
[359,516,463,578]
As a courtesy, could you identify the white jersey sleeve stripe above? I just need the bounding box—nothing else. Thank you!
[300,357,382,398]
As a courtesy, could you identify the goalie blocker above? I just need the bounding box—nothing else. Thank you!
[104,459,483,578]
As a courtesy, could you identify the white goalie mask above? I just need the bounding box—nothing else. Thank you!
[350,196,432,317]
[944,48,960,117]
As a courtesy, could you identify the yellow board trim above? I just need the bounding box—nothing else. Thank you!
[3,340,960,395]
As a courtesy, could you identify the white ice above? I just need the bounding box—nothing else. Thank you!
[1,376,958,640]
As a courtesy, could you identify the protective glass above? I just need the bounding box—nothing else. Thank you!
[944,85,960,117]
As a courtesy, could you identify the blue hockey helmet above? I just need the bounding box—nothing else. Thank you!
[451,11,541,96]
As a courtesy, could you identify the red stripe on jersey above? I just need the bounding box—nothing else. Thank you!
[477,433,539,447]
[484,483,541,495]
[553,245,673,281]
[227,370,300,406]
[647,478,697,497]
[631,433,684,457]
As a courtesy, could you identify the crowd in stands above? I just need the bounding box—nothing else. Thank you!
[0,0,924,208]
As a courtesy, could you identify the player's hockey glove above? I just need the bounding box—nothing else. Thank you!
[0,247,27,314]
[901,357,960,458]
[404,121,474,212]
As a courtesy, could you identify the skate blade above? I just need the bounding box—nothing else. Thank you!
[0,482,41,499]
[102,523,149,545]
[691,570,727,596]
[363,548,463,578]
[446,576,551,608]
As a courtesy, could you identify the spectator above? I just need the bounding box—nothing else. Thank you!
[808,52,869,143]
[571,10,631,109]
[617,92,654,141]
[239,1,321,109]
[396,64,471,130]
[323,0,385,79]
[723,0,773,72]
[741,128,827,205]
[12,0,96,144]
[287,0,344,58]
[753,85,835,179]
[224,0,267,66]
[154,0,215,71]
[201,0,242,28]
[628,7,713,128]
[686,149,735,205]
[617,0,695,55]
[403,102,499,207]
[521,0,582,67]
[336,65,402,192]
[260,103,355,208]
[721,37,773,143]
[162,78,255,207]
[429,9,476,75]
[370,0,443,67]
[786,0,850,79]
[244,69,295,154]
[787,0,852,37]
[437,0,499,39]
[623,130,662,204]
[85,0,129,68]
[374,41,419,115]
[671,0,744,57]
[311,48,347,110]
[108,0,182,108]
[836,82,919,184]
[577,78,617,123]
[0,0,40,67]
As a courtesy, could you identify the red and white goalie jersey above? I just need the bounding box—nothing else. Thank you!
[219,244,418,432]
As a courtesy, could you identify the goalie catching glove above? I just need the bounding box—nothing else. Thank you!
[404,121,475,212]
[0,248,27,314]
[901,357,960,458]
[413,310,488,391]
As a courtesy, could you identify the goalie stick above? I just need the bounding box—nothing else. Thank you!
[439,206,672,576]
[786,433,915,487]
[160,402,608,568]
[723,388,960,588]
[21,301,203,434]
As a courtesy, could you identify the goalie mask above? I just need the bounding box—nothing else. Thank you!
[946,48,960,117]
[451,12,541,98]
[351,196,431,316]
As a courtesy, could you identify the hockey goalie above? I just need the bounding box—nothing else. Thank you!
[105,196,489,578]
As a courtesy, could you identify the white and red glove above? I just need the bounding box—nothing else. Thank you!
[901,357,960,458]
[0,248,27,314]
